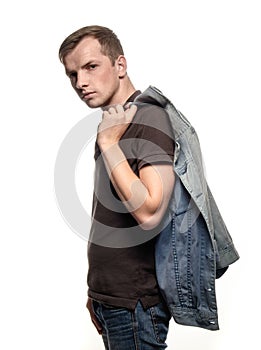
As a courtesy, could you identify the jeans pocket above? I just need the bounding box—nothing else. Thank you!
[149,303,170,344]
[92,300,103,323]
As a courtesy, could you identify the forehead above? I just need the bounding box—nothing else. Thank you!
[64,36,105,69]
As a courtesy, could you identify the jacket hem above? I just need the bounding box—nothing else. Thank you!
[169,305,219,331]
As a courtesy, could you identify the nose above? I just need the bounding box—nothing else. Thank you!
[75,70,89,90]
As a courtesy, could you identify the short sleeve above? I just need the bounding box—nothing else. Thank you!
[130,104,175,170]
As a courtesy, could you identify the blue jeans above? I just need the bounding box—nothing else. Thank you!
[92,300,171,349]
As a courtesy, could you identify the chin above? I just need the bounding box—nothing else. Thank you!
[85,100,101,109]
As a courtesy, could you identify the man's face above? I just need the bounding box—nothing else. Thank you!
[63,37,122,108]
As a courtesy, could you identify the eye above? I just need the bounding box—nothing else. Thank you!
[87,64,98,70]
[67,72,77,82]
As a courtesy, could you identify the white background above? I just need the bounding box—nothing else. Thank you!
[0,0,260,349]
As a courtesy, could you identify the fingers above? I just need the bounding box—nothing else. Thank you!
[125,104,137,121]
[103,105,124,117]
[98,103,137,146]
[115,104,125,114]
[103,103,137,122]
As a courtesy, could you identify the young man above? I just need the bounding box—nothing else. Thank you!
[59,25,175,349]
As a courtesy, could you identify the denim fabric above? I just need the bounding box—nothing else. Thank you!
[156,177,219,330]
[92,300,171,350]
[134,87,240,330]
[135,86,239,270]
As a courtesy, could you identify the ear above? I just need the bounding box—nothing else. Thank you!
[115,55,127,78]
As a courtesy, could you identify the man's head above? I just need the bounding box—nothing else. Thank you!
[59,25,134,108]
[59,25,124,65]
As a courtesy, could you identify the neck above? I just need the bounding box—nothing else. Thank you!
[107,77,136,107]
[122,78,136,102]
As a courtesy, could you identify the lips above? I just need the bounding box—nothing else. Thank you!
[82,92,95,100]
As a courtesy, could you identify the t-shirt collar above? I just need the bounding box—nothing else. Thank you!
[125,90,141,104]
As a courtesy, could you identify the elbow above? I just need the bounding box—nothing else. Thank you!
[135,211,163,231]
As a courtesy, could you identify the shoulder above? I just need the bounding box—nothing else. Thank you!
[132,103,173,138]
[134,103,168,122]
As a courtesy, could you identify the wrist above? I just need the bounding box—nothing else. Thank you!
[98,140,118,153]
[100,142,126,173]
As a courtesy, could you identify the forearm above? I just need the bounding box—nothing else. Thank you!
[97,103,175,229]
[100,143,162,225]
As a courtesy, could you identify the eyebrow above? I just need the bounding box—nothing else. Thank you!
[65,59,101,76]
[65,68,75,76]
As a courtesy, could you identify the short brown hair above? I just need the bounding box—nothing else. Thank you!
[58,25,124,64]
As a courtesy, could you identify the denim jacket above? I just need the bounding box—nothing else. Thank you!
[135,86,240,331]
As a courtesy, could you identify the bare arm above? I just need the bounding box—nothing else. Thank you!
[98,105,175,230]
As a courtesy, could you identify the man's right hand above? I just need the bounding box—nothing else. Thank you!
[86,298,103,335]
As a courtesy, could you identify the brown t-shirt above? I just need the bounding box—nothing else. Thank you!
[87,91,175,310]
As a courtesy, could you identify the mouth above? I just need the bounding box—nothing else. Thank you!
[81,92,96,101]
